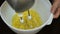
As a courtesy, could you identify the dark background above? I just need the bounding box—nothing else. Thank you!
[0,0,60,34]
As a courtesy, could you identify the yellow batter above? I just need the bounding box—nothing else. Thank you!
[12,9,43,30]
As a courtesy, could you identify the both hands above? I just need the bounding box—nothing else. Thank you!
[51,0,60,19]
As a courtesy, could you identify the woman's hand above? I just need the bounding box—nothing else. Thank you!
[51,0,60,19]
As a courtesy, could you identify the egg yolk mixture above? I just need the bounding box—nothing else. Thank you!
[12,9,43,30]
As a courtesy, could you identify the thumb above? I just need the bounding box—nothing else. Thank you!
[51,1,59,14]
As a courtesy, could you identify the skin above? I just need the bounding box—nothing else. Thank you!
[51,0,60,19]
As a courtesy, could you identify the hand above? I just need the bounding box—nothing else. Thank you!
[51,0,60,19]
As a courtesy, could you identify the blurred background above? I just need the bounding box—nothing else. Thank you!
[0,0,60,34]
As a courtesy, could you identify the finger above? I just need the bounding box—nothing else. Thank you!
[58,7,60,16]
[59,8,60,16]
[51,1,59,14]
[53,8,60,19]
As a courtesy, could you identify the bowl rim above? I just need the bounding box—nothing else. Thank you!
[0,1,53,31]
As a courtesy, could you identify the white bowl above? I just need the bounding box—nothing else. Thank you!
[0,0,53,34]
